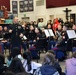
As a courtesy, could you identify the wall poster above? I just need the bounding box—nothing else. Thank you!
[24,0,33,12]
[12,1,18,14]
[19,1,24,12]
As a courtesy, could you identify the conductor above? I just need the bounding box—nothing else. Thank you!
[9,16,24,50]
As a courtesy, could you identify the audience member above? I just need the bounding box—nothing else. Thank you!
[9,57,25,74]
[0,53,6,75]
[53,18,60,32]
[38,18,45,29]
[6,47,23,67]
[4,71,15,75]
[47,50,65,75]
[15,72,30,75]
[22,50,42,74]
[34,53,59,75]
[65,51,76,75]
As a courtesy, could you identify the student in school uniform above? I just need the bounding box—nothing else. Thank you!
[21,50,42,75]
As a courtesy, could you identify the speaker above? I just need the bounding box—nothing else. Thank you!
[70,14,76,24]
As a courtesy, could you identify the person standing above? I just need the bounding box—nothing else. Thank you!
[9,16,24,50]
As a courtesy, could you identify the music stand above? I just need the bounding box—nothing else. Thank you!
[44,29,54,49]
[66,30,76,39]
[67,30,76,50]
[44,29,54,37]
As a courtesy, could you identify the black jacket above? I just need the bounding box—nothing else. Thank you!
[9,24,24,45]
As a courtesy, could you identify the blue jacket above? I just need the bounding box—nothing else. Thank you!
[40,64,59,75]
[34,64,59,75]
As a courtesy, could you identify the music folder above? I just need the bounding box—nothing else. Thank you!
[44,29,54,37]
[66,30,76,39]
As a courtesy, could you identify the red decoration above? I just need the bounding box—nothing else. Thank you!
[1,6,8,19]
[0,0,10,11]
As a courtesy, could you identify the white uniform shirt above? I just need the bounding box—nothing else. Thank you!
[21,59,42,74]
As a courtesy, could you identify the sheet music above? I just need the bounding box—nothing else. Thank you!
[44,29,50,37]
[23,35,27,40]
[0,38,3,41]
[44,29,54,37]
[67,30,76,39]
[48,29,54,36]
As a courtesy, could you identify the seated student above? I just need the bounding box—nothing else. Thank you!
[21,50,42,74]
[9,58,25,74]
[10,47,23,59]
[0,53,6,75]
[47,50,65,75]
[6,47,23,67]
[15,72,30,75]
[4,71,15,75]
[65,51,76,75]
[34,53,59,75]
